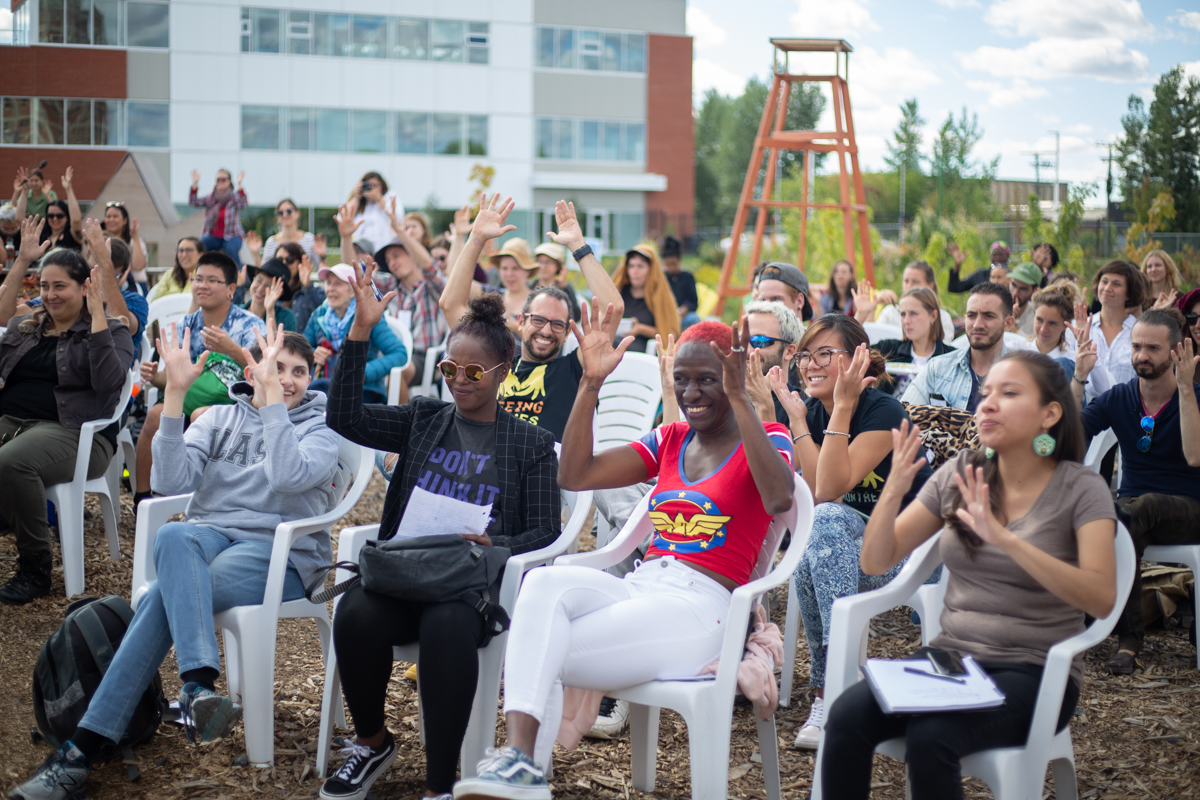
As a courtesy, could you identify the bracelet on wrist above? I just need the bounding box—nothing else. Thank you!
[822,429,851,438]
[572,244,594,262]
[1072,375,1087,385]
[792,432,812,442]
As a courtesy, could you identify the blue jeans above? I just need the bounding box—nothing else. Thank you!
[681,311,702,330]
[200,234,243,267]
[77,522,304,742]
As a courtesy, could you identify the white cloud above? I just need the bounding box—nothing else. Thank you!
[965,78,1049,107]
[1170,10,1200,32]
[1185,61,1200,82]
[789,0,879,38]
[692,57,747,98]
[1065,122,1093,134]
[934,0,980,7]
[961,37,1149,82]
[686,7,727,49]
[984,0,1154,41]
[853,46,942,92]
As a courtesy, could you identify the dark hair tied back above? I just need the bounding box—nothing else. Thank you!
[450,293,516,367]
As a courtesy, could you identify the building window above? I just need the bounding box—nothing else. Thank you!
[35,0,165,47]
[242,105,487,156]
[0,97,162,147]
[535,117,645,163]
[534,26,646,74]
[240,8,488,64]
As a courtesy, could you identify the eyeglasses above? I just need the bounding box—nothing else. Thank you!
[177,247,198,254]
[1138,415,1155,453]
[105,201,125,208]
[523,314,569,334]
[275,208,296,217]
[438,359,506,382]
[279,255,298,264]
[45,213,66,220]
[216,177,231,183]
[1187,313,1199,326]
[796,348,850,368]
[194,277,228,286]
[748,335,787,349]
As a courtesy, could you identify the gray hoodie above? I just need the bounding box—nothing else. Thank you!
[152,384,342,586]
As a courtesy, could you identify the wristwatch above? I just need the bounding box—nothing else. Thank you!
[572,244,593,262]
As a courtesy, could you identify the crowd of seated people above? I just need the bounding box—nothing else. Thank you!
[5,177,1200,800]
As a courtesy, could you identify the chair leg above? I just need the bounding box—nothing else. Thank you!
[53,492,85,598]
[311,614,346,728]
[461,642,503,779]
[1051,756,1079,800]
[96,489,121,561]
[317,656,341,778]
[222,629,242,703]
[238,634,277,767]
[756,715,782,800]
[680,704,734,800]
[628,703,660,793]
[781,586,799,707]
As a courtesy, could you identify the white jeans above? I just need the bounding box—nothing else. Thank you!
[503,556,733,754]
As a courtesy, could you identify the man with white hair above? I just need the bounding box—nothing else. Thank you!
[744,300,806,426]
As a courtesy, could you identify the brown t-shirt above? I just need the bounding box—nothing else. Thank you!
[917,452,1117,686]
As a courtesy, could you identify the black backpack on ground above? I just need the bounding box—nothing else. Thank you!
[32,596,167,778]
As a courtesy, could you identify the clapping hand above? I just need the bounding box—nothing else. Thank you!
[831,343,876,410]
[953,465,1009,548]
[572,298,634,383]
[545,200,586,251]
[158,323,208,392]
[745,348,774,417]
[709,316,751,398]
[83,268,106,321]
[769,364,807,424]
[200,325,238,359]
[470,194,517,242]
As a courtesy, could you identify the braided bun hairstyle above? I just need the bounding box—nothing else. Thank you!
[449,293,516,366]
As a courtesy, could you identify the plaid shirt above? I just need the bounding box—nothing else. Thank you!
[327,339,560,551]
[379,264,447,352]
[189,187,249,240]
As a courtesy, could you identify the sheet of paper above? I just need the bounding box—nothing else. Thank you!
[615,317,635,338]
[394,486,492,540]
[862,655,1006,714]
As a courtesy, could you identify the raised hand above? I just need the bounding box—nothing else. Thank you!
[385,195,402,233]
[769,364,807,425]
[83,268,105,320]
[953,465,1008,547]
[14,166,28,191]
[41,176,53,196]
[312,233,327,259]
[851,279,878,322]
[887,419,927,497]
[655,332,677,391]
[1073,321,1097,382]
[265,276,285,308]
[546,199,585,250]
[1173,338,1198,390]
[242,323,286,393]
[82,217,106,255]
[470,194,517,242]
[452,204,473,238]
[17,216,49,264]
[298,254,314,287]
[139,359,159,385]
[948,241,965,268]
[347,262,397,336]
[572,298,634,382]
[334,201,362,241]
[709,316,751,397]
[245,230,263,256]
[190,169,201,189]
[832,342,876,410]
[60,167,73,193]
[1153,290,1178,310]
[236,171,245,189]
[236,263,248,288]
[158,323,208,391]
[745,348,774,417]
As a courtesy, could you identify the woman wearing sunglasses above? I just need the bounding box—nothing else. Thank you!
[245,198,324,270]
[37,167,83,253]
[188,168,248,265]
[322,272,560,800]
[767,313,931,751]
[101,201,149,288]
[1177,288,1200,352]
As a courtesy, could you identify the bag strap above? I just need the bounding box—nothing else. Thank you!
[73,606,118,676]
[463,588,510,636]
[305,562,361,604]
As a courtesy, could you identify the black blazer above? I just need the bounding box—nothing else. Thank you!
[327,339,561,553]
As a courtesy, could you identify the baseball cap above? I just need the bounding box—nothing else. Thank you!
[534,242,568,264]
[317,263,359,284]
[757,262,809,296]
[1008,261,1042,287]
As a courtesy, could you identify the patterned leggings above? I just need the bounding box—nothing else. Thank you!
[794,502,905,687]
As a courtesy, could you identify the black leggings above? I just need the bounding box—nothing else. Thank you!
[333,584,489,794]
[821,663,1080,800]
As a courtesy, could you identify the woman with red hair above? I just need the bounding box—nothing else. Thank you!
[453,302,797,800]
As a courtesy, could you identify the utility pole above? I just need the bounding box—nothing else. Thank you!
[898,160,906,238]
[1049,130,1060,218]
[1024,151,1054,201]
[1097,141,1116,257]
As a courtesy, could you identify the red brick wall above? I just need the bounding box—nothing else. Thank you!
[1,150,128,202]
[0,46,126,99]
[645,34,694,239]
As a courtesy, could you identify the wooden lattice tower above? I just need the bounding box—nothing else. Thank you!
[715,38,873,313]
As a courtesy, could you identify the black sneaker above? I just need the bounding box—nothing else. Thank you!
[319,731,398,800]
[8,740,90,800]
[0,551,53,606]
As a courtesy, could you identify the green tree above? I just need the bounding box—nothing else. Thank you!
[928,107,999,220]
[1117,66,1200,232]
[883,98,925,173]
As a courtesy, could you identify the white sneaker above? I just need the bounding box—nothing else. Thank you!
[585,697,629,739]
[793,697,824,749]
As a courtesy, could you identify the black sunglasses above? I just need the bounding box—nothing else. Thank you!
[275,208,296,217]
[748,335,787,349]
[1187,313,1199,325]
[45,213,66,220]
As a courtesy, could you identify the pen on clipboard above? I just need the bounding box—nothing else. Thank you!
[358,259,384,301]
[903,666,966,684]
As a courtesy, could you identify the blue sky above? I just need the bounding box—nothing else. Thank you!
[686,0,1200,202]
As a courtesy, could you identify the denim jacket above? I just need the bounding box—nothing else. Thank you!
[901,340,1016,410]
[0,313,134,428]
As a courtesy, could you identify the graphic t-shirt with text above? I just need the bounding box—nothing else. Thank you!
[497,354,584,442]
[416,412,502,534]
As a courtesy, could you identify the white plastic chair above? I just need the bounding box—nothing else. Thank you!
[46,370,135,598]
[146,292,192,339]
[116,331,154,480]
[813,526,1136,800]
[382,314,414,406]
[594,352,662,451]
[780,532,948,707]
[1085,429,1198,667]
[554,476,815,800]
[409,340,447,400]
[863,322,902,344]
[316,484,595,779]
[130,438,375,767]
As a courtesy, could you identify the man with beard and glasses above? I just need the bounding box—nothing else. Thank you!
[439,198,623,442]
[902,282,1017,412]
[1075,309,1200,675]
[742,300,805,427]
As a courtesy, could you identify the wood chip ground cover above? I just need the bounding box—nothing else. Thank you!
[2,478,1197,798]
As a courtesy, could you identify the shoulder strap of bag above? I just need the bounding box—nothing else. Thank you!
[462,587,510,636]
[305,562,361,604]
[73,606,117,676]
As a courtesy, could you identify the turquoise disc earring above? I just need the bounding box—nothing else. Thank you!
[1032,432,1056,457]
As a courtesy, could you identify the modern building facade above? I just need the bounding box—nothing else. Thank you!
[1,0,693,258]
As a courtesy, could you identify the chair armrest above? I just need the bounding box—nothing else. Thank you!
[500,490,594,611]
[130,493,193,609]
[555,493,653,570]
[824,532,944,705]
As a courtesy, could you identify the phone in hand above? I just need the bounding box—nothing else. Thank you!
[927,649,967,676]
